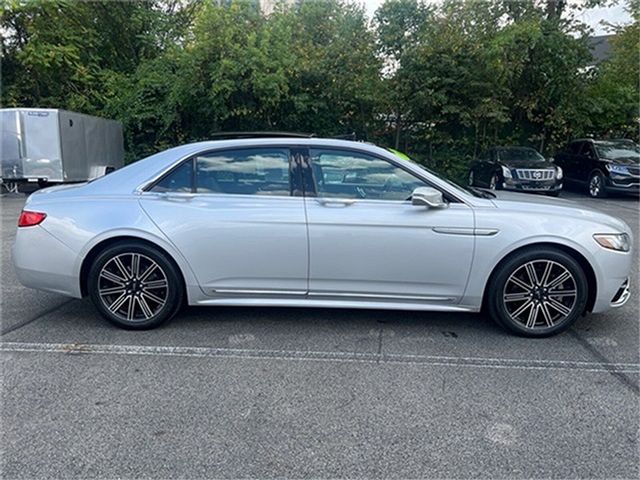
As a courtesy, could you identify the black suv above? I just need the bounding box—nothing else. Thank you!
[468,146,563,196]
[553,139,640,198]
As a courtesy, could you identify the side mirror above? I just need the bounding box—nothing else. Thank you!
[411,187,447,208]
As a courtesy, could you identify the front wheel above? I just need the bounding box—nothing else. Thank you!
[588,171,608,198]
[487,248,588,337]
[489,173,500,190]
[468,170,475,187]
[88,241,183,329]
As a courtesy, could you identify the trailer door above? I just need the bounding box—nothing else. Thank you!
[59,110,87,181]
[21,110,63,182]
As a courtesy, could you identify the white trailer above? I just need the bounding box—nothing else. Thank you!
[1,108,124,192]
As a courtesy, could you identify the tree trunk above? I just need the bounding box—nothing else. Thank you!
[394,111,402,149]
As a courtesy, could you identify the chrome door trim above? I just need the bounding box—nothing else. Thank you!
[308,292,456,302]
[432,227,499,236]
[212,289,307,296]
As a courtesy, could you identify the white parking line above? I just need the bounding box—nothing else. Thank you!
[2,341,639,374]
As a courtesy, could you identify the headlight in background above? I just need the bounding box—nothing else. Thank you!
[593,233,631,252]
[501,165,512,179]
[605,164,630,176]
[555,166,563,180]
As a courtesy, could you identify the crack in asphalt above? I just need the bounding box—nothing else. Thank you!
[0,300,74,336]
[569,328,639,395]
[2,341,639,374]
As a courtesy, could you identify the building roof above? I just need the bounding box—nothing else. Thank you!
[587,35,614,66]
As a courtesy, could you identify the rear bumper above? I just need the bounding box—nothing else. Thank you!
[12,225,82,298]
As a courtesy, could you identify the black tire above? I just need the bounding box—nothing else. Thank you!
[487,247,588,337]
[588,171,608,198]
[489,172,501,190]
[88,241,183,329]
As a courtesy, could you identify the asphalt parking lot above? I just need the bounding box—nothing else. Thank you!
[1,189,638,479]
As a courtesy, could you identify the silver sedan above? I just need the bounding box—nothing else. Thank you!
[12,138,633,336]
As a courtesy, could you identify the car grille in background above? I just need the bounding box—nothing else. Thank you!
[627,166,640,176]
[515,169,555,181]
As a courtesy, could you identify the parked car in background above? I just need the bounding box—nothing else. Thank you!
[12,136,633,337]
[553,139,640,198]
[468,146,563,196]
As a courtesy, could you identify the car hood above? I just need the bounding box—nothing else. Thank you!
[602,157,640,166]
[500,160,555,169]
[489,190,630,233]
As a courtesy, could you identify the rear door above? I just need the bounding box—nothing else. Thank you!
[558,141,583,182]
[140,146,309,296]
[302,147,475,303]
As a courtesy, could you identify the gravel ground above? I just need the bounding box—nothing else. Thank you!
[1,189,638,479]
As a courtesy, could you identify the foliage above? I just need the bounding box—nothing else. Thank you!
[1,0,638,178]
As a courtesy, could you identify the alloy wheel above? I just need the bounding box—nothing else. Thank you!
[502,260,577,330]
[589,174,602,197]
[98,253,169,322]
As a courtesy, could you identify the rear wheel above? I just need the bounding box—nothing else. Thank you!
[487,248,588,337]
[88,241,183,329]
[588,171,607,198]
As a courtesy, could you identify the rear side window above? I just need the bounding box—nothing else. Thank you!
[150,148,292,196]
[195,148,291,196]
[151,160,193,192]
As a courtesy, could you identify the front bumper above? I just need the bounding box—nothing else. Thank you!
[610,278,631,308]
[605,175,640,195]
[502,179,562,193]
[591,246,634,313]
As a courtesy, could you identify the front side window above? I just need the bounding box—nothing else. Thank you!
[195,148,290,196]
[309,149,426,201]
[579,143,596,159]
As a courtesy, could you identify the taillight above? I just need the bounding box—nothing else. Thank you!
[18,210,47,227]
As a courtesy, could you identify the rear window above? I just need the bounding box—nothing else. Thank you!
[151,160,193,192]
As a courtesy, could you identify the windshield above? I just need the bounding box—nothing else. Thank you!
[595,141,640,160]
[498,148,545,162]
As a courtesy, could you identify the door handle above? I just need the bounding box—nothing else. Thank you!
[158,192,195,202]
[315,198,356,207]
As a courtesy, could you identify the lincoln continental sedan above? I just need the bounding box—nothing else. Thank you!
[13,136,633,337]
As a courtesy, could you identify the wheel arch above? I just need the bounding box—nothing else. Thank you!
[481,242,597,314]
[79,235,188,299]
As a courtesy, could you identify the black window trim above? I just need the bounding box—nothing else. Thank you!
[144,144,302,197]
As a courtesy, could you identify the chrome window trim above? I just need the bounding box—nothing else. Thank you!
[136,144,302,195]
[135,141,474,207]
[305,145,469,205]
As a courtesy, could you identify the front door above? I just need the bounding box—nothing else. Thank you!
[303,148,475,303]
[140,146,308,296]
